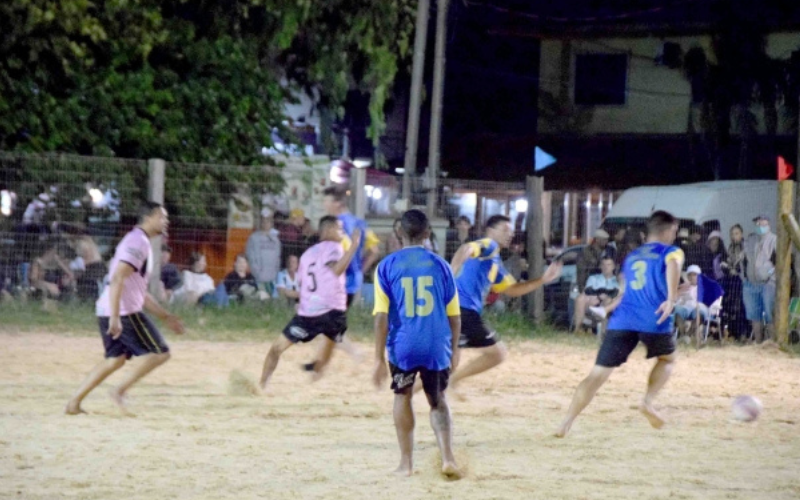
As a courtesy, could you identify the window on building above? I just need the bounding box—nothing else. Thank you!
[574,54,628,105]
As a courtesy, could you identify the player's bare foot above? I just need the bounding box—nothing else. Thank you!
[109,388,136,417]
[441,462,463,480]
[64,401,87,415]
[640,402,665,429]
[393,463,413,477]
[554,420,572,438]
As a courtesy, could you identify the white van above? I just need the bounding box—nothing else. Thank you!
[604,180,778,236]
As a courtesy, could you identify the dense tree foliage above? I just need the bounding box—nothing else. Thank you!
[0,0,415,164]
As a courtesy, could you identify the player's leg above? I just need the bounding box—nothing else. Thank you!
[422,369,461,479]
[260,335,294,388]
[65,356,126,414]
[311,336,337,382]
[556,329,638,437]
[449,341,507,389]
[393,387,415,476]
[110,351,171,414]
[639,333,678,429]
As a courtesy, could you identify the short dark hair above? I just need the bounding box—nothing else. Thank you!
[235,253,248,263]
[401,209,430,241]
[138,200,163,222]
[319,215,339,232]
[322,185,348,204]
[601,255,615,264]
[188,251,205,267]
[457,215,472,225]
[647,210,677,235]
[485,215,511,230]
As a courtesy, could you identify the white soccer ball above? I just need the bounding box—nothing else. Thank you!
[731,395,763,422]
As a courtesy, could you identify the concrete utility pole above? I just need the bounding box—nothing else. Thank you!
[401,0,430,204]
[526,176,545,320]
[147,158,165,295]
[425,0,449,218]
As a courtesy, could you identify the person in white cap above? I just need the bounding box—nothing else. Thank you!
[674,265,708,324]
[576,229,610,291]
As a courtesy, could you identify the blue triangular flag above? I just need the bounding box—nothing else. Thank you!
[534,146,557,172]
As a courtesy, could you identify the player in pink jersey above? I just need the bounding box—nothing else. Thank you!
[65,202,184,416]
[259,216,361,389]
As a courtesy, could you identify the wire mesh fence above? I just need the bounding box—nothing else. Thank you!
[0,151,783,339]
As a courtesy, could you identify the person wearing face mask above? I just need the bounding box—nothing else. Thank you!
[741,215,777,343]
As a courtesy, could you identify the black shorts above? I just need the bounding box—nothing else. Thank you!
[596,330,676,368]
[346,294,356,308]
[390,363,449,406]
[99,313,169,359]
[282,310,347,344]
[459,308,498,348]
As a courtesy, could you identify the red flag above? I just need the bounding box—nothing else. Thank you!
[778,156,794,181]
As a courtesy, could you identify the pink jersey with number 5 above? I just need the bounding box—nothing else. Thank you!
[297,241,346,317]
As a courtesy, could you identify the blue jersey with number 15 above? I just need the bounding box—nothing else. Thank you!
[373,247,460,371]
[608,242,684,334]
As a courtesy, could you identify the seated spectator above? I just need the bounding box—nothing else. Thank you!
[67,234,107,300]
[575,256,619,331]
[215,254,260,307]
[502,237,529,312]
[246,216,281,297]
[173,252,216,306]
[159,245,182,303]
[576,229,609,290]
[275,254,300,305]
[674,265,709,324]
[30,239,74,299]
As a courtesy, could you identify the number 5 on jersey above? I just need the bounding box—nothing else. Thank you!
[401,276,434,318]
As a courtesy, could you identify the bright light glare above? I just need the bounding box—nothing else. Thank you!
[330,166,347,183]
[89,188,104,205]
[353,158,372,169]
[373,188,383,200]
[0,190,11,216]
[365,185,374,196]
[515,199,528,213]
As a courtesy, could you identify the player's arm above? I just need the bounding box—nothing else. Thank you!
[330,228,362,276]
[106,262,136,339]
[372,266,391,388]
[361,230,381,272]
[500,260,563,298]
[450,243,477,275]
[656,252,684,324]
[144,293,184,334]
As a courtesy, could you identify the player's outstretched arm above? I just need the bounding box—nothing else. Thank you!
[361,230,381,272]
[331,228,362,276]
[144,294,185,334]
[372,312,390,389]
[502,261,563,298]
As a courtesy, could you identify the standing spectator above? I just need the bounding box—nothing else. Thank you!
[699,230,727,280]
[217,254,259,306]
[721,224,748,340]
[159,245,182,303]
[322,185,380,306]
[742,215,777,343]
[446,216,476,261]
[605,227,627,264]
[275,254,300,305]
[173,252,216,306]
[574,256,619,331]
[246,215,282,297]
[576,229,609,290]
[684,225,705,268]
[385,218,403,255]
[279,208,306,244]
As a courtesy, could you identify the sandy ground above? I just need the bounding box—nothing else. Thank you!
[1,332,800,500]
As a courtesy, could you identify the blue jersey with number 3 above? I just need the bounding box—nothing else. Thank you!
[608,242,684,334]
[373,247,460,371]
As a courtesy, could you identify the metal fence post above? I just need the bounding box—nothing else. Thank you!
[350,167,367,220]
[148,158,165,295]
[526,176,545,321]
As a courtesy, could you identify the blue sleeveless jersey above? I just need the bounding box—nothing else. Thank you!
[607,242,684,334]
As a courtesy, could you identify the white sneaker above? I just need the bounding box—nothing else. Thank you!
[589,306,607,319]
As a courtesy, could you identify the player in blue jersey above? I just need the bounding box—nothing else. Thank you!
[556,211,684,437]
[441,215,562,393]
[372,210,462,479]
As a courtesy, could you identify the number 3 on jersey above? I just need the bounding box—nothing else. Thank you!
[630,261,647,290]
[401,276,434,318]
